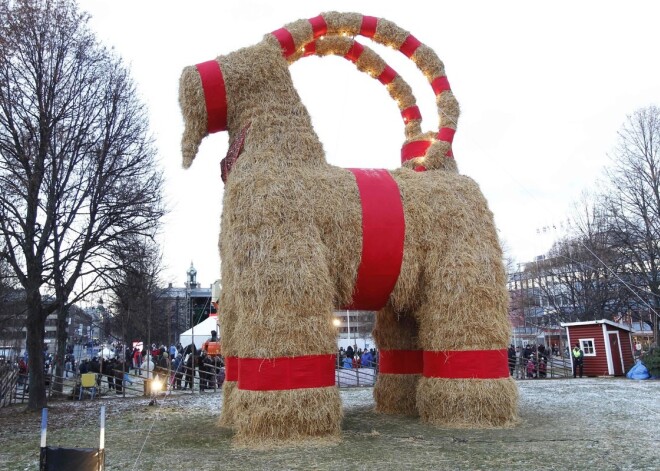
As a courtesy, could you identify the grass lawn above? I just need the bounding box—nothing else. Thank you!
[0,378,658,470]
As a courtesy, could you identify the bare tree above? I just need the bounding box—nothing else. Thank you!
[0,250,24,352]
[600,105,660,345]
[103,235,168,347]
[0,0,164,409]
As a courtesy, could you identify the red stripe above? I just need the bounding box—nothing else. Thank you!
[414,166,427,172]
[360,16,378,38]
[225,356,238,381]
[401,140,432,163]
[431,76,451,95]
[272,28,296,57]
[344,42,364,63]
[195,60,228,133]
[308,15,327,38]
[377,65,397,85]
[379,350,423,374]
[303,41,316,57]
[237,354,335,391]
[401,106,422,124]
[344,169,405,310]
[399,34,421,57]
[423,350,510,379]
[437,127,456,143]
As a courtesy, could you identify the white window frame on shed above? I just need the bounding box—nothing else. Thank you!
[579,338,596,356]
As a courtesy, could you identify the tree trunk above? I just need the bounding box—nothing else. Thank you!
[52,308,69,394]
[26,288,47,410]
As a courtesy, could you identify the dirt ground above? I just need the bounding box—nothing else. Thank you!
[0,378,658,470]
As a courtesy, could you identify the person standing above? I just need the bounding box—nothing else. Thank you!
[133,347,142,376]
[507,345,516,376]
[572,343,584,378]
[345,345,354,360]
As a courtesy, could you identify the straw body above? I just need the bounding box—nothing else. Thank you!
[179,12,518,445]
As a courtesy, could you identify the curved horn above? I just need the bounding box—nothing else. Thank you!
[268,12,458,172]
[294,36,422,141]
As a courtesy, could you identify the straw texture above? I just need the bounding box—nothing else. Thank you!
[179,11,517,445]
[372,305,420,416]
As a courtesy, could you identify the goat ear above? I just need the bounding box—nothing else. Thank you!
[179,60,229,168]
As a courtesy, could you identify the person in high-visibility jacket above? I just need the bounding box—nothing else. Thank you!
[572,343,584,378]
[202,330,222,357]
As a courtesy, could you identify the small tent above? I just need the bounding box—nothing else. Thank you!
[179,314,219,350]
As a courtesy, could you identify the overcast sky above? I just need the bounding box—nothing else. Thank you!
[79,0,660,288]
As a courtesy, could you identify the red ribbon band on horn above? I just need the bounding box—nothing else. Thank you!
[360,16,378,38]
[303,41,316,57]
[343,169,405,311]
[224,356,238,382]
[237,354,336,391]
[195,60,228,133]
[308,15,327,38]
[399,34,422,58]
[431,76,451,95]
[344,42,364,64]
[401,106,422,124]
[401,140,432,163]
[377,65,397,85]
[437,127,456,143]
[423,349,510,379]
[272,28,296,58]
[379,350,423,374]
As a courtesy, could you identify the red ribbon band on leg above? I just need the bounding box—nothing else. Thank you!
[379,350,423,374]
[423,349,510,379]
[225,356,238,382]
[237,354,336,391]
[343,169,405,311]
[195,60,228,133]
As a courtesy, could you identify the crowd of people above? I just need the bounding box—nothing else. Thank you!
[508,344,558,379]
[8,336,227,395]
[337,346,378,369]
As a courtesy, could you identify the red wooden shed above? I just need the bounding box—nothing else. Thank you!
[560,320,635,377]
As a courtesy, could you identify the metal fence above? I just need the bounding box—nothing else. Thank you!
[3,355,571,408]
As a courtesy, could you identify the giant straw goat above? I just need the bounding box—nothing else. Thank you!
[178,11,518,446]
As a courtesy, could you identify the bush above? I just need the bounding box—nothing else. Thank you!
[642,347,660,377]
